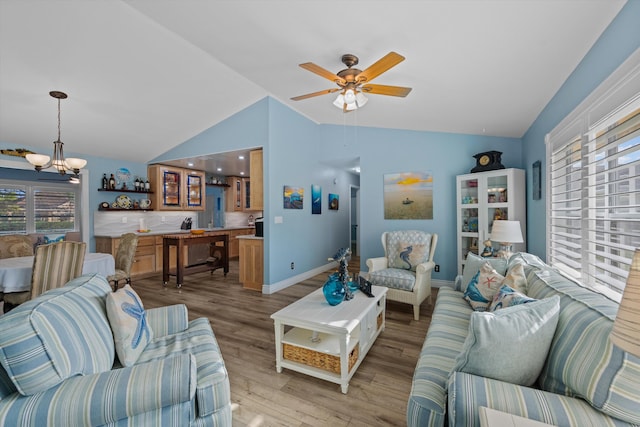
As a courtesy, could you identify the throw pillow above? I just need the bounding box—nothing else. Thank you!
[452,295,560,386]
[106,285,153,366]
[502,262,528,293]
[463,262,505,311]
[461,253,508,292]
[489,284,537,311]
[390,242,428,270]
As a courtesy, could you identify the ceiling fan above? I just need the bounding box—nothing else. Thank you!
[291,51,412,112]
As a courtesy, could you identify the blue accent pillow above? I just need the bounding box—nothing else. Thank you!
[452,296,560,386]
[44,234,64,244]
[489,284,536,311]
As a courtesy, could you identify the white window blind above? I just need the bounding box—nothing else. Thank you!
[549,99,640,294]
[0,186,27,234]
[34,187,77,233]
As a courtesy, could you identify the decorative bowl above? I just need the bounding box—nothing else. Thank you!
[190,229,205,235]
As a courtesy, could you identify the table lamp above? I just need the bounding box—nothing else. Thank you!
[490,220,523,258]
[610,249,640,357]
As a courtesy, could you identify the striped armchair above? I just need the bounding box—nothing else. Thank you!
[0,274,231,426]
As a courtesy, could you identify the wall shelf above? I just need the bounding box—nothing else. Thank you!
[98,188,154,194]
[206,183,230,188]
[98,207,154,212]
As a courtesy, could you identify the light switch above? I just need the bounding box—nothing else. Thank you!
[274,216,283,224]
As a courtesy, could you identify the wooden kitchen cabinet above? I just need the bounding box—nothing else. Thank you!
[239,237,263,291]
[96,235,157,279]
[228,228,254,258]
[148,164,205,211]
[225,176,245,212]
[249,149,263,210]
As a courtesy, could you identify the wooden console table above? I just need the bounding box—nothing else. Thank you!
[162,232,229,288]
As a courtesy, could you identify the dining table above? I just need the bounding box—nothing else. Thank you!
[0,252,115,293]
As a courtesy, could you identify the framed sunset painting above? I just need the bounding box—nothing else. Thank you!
[383,171,433,219]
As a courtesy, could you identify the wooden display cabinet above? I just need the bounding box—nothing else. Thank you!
[249,149,263,210]
[148,164,205,211]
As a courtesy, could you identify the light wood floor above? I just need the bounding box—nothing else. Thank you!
[133,258,436,427]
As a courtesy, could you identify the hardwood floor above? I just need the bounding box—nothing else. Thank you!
[133,258,435,427]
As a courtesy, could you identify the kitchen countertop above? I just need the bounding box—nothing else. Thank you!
[94,226,255,238]
[237,235,263,240]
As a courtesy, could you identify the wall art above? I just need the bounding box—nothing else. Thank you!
[328,193,339,210]
[283,185,304,209]
[383,171,433,219]
[311,184,321,214]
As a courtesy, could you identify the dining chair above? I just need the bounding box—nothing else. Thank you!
[3,241,86,312]
[106,233,139,291]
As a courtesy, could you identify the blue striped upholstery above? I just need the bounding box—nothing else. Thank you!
[0,274,114,395]
[407,287,472,427]
[0,272,232,426]
[526,267,640,425]
[146,303,189,337]
[409,253,640,427]
[448,371,637,427]
[138,317,230,419]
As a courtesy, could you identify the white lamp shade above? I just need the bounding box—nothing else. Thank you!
[333,94,345,109]
[65,158,87,170]
[344,89,357,105]
[355,92,368,107]
[490,220,524,243]
[610,249,640,357]
[25,153,50,167]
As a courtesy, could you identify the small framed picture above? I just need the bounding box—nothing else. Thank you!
[532,161,541,200]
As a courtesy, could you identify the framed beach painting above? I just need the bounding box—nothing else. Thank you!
[283,185,304,209]
[383,171,433,219]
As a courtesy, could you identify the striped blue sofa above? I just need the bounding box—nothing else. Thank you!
[407,253,640,427]
[0,273,231,426]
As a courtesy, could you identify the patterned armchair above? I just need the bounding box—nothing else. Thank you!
[107,233,139,291]
[366,230,438,320]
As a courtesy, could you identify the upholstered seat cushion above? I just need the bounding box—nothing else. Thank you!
[368,267,416,291]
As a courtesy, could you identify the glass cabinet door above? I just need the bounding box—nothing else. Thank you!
[485,172,509,234]
[163,171,181,207]
[459,177,479,262]
[187,174,203,207]
[244,179,251,210]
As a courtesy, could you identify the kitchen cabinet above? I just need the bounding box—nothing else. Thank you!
[456,168,526,275]
[238,236,263,291]
[228,228,254,258]
[96,235,156,279]
[147,164,205,211]
[249,149,263,210]
[225,176,250,212]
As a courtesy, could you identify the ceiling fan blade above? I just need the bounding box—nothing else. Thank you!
[299,62,346,85]
[356,52,405,83]
[291,88,340,101]
[361,84,412,97]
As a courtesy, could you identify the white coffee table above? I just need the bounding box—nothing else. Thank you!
[271,285,387,393]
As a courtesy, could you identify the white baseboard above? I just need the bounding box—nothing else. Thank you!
[262,262,334,294]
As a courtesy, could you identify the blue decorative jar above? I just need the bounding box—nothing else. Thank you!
[322,273,345,306]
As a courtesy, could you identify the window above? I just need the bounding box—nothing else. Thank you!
[0,180,80,235]
[547,51,640,297]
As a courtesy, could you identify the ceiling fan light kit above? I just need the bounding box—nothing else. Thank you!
[292,51,411,112]
[25,91,87,180]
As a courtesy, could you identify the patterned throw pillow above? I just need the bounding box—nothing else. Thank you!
[502,262,528,293]
[461,253,508,292]
[463,262,505,311]
[106,285,153,366]
[386,231,431,272]
[489,284,537,311]
[390,242,427,270]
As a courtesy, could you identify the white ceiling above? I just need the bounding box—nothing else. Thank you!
[0,0,627,175]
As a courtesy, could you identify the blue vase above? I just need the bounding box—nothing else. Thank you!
[323,273,345,306]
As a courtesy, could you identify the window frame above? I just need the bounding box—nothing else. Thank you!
[546,47,640,300]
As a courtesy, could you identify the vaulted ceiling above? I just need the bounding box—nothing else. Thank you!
[0,1,627,165]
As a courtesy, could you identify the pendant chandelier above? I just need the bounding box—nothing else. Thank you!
[26,91,87,176]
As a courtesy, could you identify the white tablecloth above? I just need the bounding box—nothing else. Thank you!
[0,253,115,293]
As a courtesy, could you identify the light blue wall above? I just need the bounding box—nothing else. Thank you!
[317,125,522,280]
[522,1,640,259]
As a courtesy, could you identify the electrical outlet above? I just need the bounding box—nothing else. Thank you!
[290,262,295,270]
[121,217,127,224]
[434,264,440,272]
